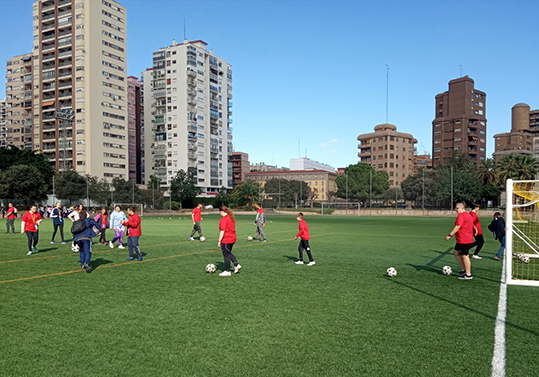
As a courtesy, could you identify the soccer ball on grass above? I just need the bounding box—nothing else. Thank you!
[386,267,397,277]
[442,265,453,276]
[205,264,216,273]
[200,236,206,242]
[247,236,253,241]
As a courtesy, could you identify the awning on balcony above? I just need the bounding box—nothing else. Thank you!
[42,100,55,107]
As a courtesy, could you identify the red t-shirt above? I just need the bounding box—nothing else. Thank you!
[192,207,202,222]
[469,211,482,235]
[455,212,474,244]
[6,207,15,219]
[257,208,265,214]
[22,211,42,232]
[296,219,310,241]
[219,215,236,244]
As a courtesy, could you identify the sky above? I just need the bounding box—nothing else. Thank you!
[1,0,538,170]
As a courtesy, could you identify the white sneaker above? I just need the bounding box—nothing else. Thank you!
[307,261,316,266]
[219,271,231,277]
[471,255,482,260]
[295,261,304,265]
[109,241,114,249]
[118,245,125,249]
[189,237,195,241]
[234,264,242,274]
[27,251,32,256]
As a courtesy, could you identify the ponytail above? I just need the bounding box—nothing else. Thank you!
[219,205,235,222]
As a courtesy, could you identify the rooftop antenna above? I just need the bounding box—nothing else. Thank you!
[459,65,463,77]
[298,138,300,158]
[183,17,186,41]
[305,148,307,158]
[385,64,389,124]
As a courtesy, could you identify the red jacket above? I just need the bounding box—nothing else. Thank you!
[296,219,310,240]
[123,213,141,237]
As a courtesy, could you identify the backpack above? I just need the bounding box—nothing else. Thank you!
[71,219,87,235]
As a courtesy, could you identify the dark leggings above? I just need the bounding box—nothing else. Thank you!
[52,223,64,242]
[99,228,107,243]
[472,234,485,256]
[298,239,314,262]
[25,231,39,251]
[221,243,238,272]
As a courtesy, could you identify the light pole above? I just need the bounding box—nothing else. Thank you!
[369,169,372,209]
[422,167,425,210]
[86,176,89,208]
[450,166,454,209]
[278,177,281,208]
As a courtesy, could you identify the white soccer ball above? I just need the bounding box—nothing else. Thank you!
[200,236,206,242]
[517,253,524,260]
[387,267,397,277]
[521,255,530,264]
[442,265,453,276]
[247,236,253,241]
[71,244,80,252]
[205,263,216,273]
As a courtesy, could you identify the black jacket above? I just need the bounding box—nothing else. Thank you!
[488,217,505,240]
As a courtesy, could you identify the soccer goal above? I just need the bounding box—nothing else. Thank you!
[505,179,539,286]
[321,202,361,216]
[112,203,144,217]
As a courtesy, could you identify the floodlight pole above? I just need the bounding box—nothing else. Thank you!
[422,167,425,210]
[450,166,454,209]
[369,169,372,210]
[86,176,89,208]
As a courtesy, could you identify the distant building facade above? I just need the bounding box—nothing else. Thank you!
[493,103,539,161]
[290,157,335,173]
[413,154,433,174]
[432,76,487,165]
[127,76,142,184]
[357,123,417,187]
[230,151,249,186]
[250,162,289,172]
[0,99,7,148]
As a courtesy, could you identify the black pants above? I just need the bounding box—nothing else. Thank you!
[298,239,314,262]
[221,243,238,272]
[25,231,39,251]
[99,228,107,243]
[471,234,485,256]
[6,218,15,233]
[52,223,64,242]
[190,222,203,237]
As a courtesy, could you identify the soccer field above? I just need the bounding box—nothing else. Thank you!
[1,215,538,376]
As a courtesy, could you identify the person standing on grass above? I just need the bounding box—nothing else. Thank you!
[73,210,100,273]
[109,205,127,249]
[20,205,43,256]
[121,206,142,261]
[217,205,241,277]
[95,208,110,245]
[488,212,506,261]
[189,203,204,241]
[6,203,16,233]
[254,203,267,242]
[446,202,476,280]
[68,204,84,222]
[469,203,484,260]
[294,212,315,266]
[50,202,66,244]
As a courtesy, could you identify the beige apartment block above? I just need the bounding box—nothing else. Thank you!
[357,123,417,187]
[231,151,249,186]
[493,103,539,161]
[32,0,128,178]
[143,39,233,196]
[4,53,34,150]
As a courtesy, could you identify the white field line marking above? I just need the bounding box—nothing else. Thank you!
[491,254,507,377]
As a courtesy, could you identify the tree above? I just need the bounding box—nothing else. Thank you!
[54,170,86,203]
[215,186,231,207]
[477,158,497,186]
[230,180,261,207]
[384,187,404,204]
[0,165,49,204]
[170,169,197,208]
[433,165,482,204]
[0,146,55,188]
[263,179,308,207]
[401,168,436,205]
[306,187,319,208]
[112,177,141,204]
[335,163,389,203]
[496,154,538,184]
[86,175,111,205]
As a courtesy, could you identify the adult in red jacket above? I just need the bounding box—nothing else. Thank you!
[294,212,315,266]
[6,202,16,234]
[121,206,142,261]
[217,205,241,277]
[21,205,43,255]
[446,202,475,280]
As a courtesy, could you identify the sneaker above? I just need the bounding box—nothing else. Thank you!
[50,241,56,244]
[219,271,231,277]
[458,270,466,278]
[138,257,143,262]
[307,261,316,266]
[32,247,38,254]
[262,240,267,242]
[295,261,304,265]
[118,245,125,249]
[125,257,135,261]
[234,264,242,274]
[109,241,114,249]
[61,242,67,245]
[98,242,102,245]
[27,251,33,256]
[458,274,474,280]
[494,257,501,261]
[82,264,92,273]
[189,237,195,241]
[471,255,482,260]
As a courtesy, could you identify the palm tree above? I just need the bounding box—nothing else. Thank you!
[477,158,497,186]
[516,155,539,180]
[496,154,538,183]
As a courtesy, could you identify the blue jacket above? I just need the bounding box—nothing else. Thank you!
[73,218,100,241]
[51,208,64,225]
[110,211,126,228]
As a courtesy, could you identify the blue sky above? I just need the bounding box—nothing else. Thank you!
[1,0,538,169]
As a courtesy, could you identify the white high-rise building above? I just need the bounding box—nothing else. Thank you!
[143,40,233,195]
[290,157,335,173]
[32,0,128,178]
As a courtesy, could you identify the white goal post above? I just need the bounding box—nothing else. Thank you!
[321,202,361,216]
[505,179,539,287]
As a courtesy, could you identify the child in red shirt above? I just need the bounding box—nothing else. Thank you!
[121,206,142,261]
[21,205,43,255]
[189,203,204,241]
[217,205,241,277]
[295,213,315,266]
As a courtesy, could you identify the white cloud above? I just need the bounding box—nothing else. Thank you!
[320,138,339,155]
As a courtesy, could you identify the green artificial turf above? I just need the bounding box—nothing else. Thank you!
[0,215,538,376]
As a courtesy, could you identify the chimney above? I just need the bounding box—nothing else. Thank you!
[172,39,177,46]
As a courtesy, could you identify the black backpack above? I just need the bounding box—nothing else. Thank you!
[71,219,87,235]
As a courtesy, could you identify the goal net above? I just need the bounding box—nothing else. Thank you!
[112,203,144,217]
[506,179,539,286]
[321,202,361,216]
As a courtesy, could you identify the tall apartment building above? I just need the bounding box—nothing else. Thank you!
[413,153,433,174]
[143,39,233,196]
[31,0,128,178]
[357,123,417,187]
[127,76,142,183]
[432,76,487,165]
[230,151,249,186]
[493,103,539,161]
[290,157,335,173]
[4,53,34,150]
[0,99,6,147]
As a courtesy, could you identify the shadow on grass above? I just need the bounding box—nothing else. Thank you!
[283,255,299,262]
[91,258,113,269]
[426,247,454,266]
[406,263,444,275]
[35,247,55,253]
[388,279,539,337]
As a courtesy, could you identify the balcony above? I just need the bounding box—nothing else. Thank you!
[59,70,72,78]
[58,90,72,99]
[58,50,72,58]
[58,0,72,8]
[58,81,72,88]
[42,13,56,22]
[42,53,56,62]
[42,33,55,42]
[42,24,55,32]
[43,83,56,92]
[42,143,57,151]
[42,124,56,131]
[187,96,196,106]
[187,78,196,87]
[58,9,72,18]
[58,60,72,68]
[43,132,56,141]
[188,125,197,133]
[42,43,56,52]
[187,70,196,78]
